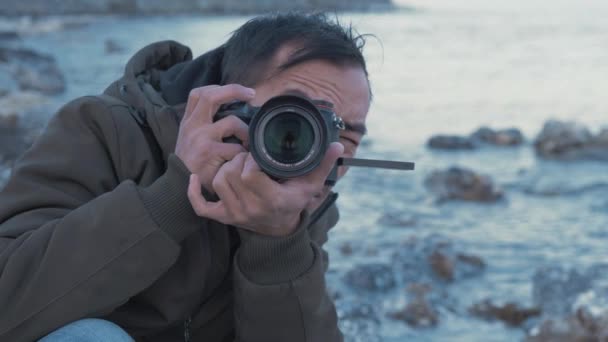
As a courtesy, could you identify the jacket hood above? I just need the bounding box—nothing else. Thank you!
[103,40,225,161]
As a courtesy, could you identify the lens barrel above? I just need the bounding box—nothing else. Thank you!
[250,95,330,179]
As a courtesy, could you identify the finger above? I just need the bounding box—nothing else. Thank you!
[293,142,344,187]
[184,85,220,121]
[190,84,255,125]
[241,153,278,197]
[209,141,247,163]
[214,153,247,204]
[211,167,240,217]
[188,174,229,221]
[212,115,250,147]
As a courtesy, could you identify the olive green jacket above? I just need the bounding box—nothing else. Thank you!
[0,41,342,342]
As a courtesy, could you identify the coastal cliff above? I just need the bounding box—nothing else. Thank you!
[0,0,394,16]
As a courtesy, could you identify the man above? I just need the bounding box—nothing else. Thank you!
[0,12,370,341]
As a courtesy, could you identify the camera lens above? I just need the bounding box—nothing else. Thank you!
[263,112,315,164]
[250,95,327,179]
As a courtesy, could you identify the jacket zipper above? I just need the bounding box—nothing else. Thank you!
[183,316,192,342]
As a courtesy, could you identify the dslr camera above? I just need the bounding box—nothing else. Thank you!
[214,94,414,185]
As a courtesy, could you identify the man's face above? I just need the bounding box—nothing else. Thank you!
[250,46,371,183]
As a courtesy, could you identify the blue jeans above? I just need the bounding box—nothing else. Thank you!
[39,318,134,342]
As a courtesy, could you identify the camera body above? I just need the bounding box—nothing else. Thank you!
[214,94,344,184]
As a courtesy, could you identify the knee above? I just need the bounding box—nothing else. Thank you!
[39,318,134,342]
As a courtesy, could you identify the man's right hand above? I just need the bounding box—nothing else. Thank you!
[175,84,255,194]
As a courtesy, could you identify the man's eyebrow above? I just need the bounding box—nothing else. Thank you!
[344,121,367,136]
[280,89,367,135]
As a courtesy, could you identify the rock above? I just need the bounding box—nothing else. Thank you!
[471,127,524,146]
[527,308,608,342]
[339,242,354,256]
[105,39,124,54]
[526,265,608,341]
[427,135,475,150]
[392,235,485,285]
[0,0,395,15]
[0,47,66,95]
[428,126,525,150]
[0,31,19,41]
[469,299,541,327]
[428,250,454,281]
[424,166,503,202]
[534,120,608,161]
[389,283,439,328]
[377,212,417,227]
[343,263,396,292]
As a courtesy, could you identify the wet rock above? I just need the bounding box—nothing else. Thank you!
[424,166,503,202]
[428,126,525,150]
[427,135,475,150]
[377,212,417,228]
[392,235,485,285]
[534,120,608,161]
[389,283,439,328]
[469,299,541,327]
[105,39,124,54]
[0,0,395,15]
[339,241,354,256]
[0,31,19,41]
[471,127,524,146]
[343,263,396,292]
[528,265,608,341]
[428,250,454,281]
[0,47,66,95]
[527,308,608,342]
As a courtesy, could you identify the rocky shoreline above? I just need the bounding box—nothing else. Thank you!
[1,13,608,342]
[0,0,395,17]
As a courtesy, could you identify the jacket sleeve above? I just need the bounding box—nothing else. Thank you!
[232,202,343,342]
[0,97,204,341]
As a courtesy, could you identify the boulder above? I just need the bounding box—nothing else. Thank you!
[424,166,503,202]
[427,135,475,150]
[471,127,524,146]
[427,126,525,150]
[469,299,541,327]
[388,283,439,328]
[527,264,608,341]
[0,0,395,15]
[534,120,608,161]
[527,308,608,342]
[0,47,66,95]
[392,234,485,285]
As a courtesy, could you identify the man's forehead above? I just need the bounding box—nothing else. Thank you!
[280,88,368,136]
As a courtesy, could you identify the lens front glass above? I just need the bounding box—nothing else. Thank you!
[263,112,314,164]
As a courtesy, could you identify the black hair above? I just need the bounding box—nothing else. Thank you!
[220,12,370,88]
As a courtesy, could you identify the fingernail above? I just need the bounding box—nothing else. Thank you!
[246,88,256,97]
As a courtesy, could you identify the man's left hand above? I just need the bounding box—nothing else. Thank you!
[187,143,343,237]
